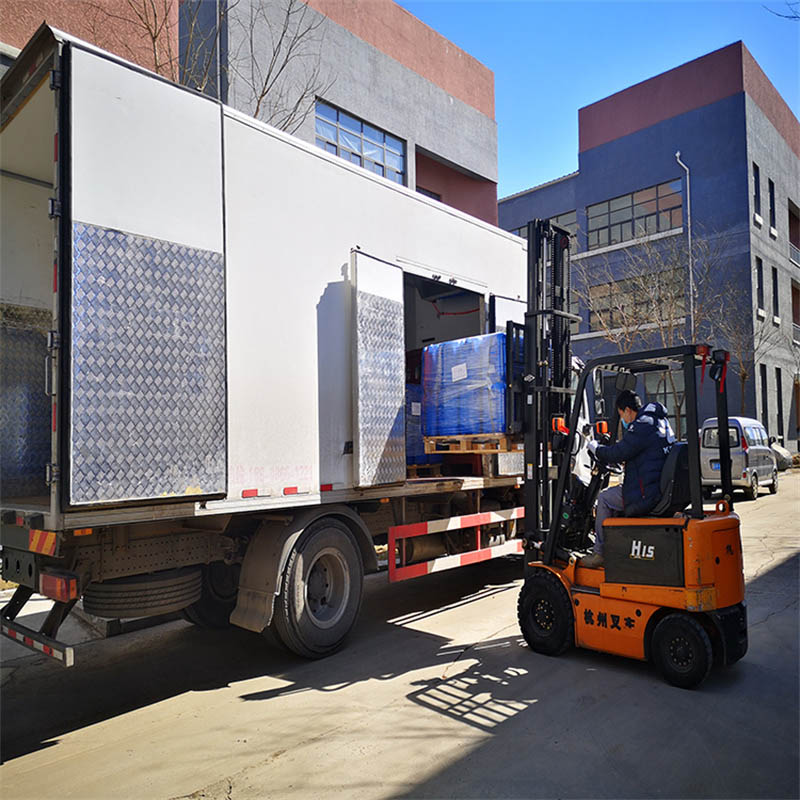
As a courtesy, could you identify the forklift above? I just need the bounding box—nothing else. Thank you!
[516,220,747,689]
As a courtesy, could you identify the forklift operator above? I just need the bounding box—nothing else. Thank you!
[581,391,676,568]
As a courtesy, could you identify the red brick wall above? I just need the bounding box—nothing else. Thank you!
[0,1,180,76]
[416,151,497,225]
[306,0,494,119]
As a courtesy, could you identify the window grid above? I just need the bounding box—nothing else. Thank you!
[314,100,405,185]
[587,271,685,331]
[772,266,779,317]
[760,363,769,434]
[586,180,682,251]
[753,163,761,216]
[768,179,776,228]
[756,257,764,310]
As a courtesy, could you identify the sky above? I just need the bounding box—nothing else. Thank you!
[395,0,800,198]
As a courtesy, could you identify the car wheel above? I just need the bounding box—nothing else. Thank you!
[744,473,758,501]
[769,470,778,495]
[517,569,573,656]
[651,613,713,689]
[271,518,364,659]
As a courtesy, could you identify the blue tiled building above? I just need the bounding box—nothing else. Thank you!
[500,42,800,449]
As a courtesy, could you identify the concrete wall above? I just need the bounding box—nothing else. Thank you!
[224,0,497,222]
[745,94,800,448]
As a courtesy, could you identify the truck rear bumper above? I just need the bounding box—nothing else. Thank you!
[1,615,74,666]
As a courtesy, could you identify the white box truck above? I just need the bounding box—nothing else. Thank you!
[1,26,532,664]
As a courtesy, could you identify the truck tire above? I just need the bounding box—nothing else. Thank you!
[182,562,241,629]
[271,518,364,659]
[517,569,574,656]
[83,567,202,619]
[651,613,713,689]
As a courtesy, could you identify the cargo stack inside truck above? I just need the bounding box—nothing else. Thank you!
[402,273,523,479]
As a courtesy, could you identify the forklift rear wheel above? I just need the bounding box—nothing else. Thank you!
[769,470,778,494]
[182,562,241,629]
[652,613,713,689]
[744,473,758,501]
[271,518,364,659]
[517,569,573,656]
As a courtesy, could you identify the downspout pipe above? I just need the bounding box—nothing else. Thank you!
[676,151,695,341]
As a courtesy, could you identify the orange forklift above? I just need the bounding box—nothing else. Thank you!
[515,221,746,689]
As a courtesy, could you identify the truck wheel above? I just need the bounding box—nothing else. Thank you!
[744,473,758,501]
[769,470,778,495]
[83,567,202,619]
[651,613,713,689]
[517,569,573,656]
[182,562,241,628]
[271,518,364,659]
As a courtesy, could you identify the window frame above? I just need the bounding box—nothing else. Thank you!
[753,163,761,216]
[756,257,764,310]
[314,100,406,185]
[768,178,776,229]
[772,266,779,317]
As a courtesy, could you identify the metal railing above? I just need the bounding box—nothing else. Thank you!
[790,241,800,266]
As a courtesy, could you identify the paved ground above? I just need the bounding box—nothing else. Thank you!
[1,472,798,799]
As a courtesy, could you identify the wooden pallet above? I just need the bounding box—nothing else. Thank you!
[407,463,443,478]
[423,433,523,454]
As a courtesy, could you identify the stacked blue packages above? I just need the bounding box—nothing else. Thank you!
[406,384,442,464]
[422,332,508,437]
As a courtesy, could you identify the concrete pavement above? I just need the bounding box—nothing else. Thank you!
[0,472,797,799]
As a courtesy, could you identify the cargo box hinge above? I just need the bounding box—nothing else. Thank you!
[48,199,62,219]
[50,70,62,91]
[45,464,61,485]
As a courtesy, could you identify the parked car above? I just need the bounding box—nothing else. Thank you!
[700,417,778,500]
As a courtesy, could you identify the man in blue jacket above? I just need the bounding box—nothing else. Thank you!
[581,390,676,568]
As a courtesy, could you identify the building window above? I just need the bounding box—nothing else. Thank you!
[314,101,405,184]
[756,258,764,310]
[776,367,784,440]
[586,180,682,251]
[587,271,684,332]
[768,179,776,229]
[753,163,761,216]
[511,210,577,240]
[760,363,769,434]
[772,266,779,317]
[417,186,441,201]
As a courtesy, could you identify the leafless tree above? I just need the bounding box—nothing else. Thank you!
[707,285,785,416]
[87,0,333,132]
[764,1,800,20]
[572,228,725,436]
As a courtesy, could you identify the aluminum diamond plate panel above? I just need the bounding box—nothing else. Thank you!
[354,289,405,487]
[69,222,226,505]
[0,305,51,500]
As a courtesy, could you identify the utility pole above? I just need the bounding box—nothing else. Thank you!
[675,151,695,341]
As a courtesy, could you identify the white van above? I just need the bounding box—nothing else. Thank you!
[700,417,778,500]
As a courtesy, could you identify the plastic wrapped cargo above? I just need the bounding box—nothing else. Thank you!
[406,384,443,465]
[422,332,508,437]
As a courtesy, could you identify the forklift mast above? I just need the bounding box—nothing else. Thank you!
[522,220,580,555]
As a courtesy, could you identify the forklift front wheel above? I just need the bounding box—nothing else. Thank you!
[517,569,574,657]
[651,613,713,689]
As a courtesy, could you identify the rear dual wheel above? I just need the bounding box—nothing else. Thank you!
[272,519,364,659]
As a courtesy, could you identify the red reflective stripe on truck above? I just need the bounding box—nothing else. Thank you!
[320,484,333,492]
[283,487,298,496]
[241,489,258,498]
[54,132,58,162]
[52,401,57,432]
[53,260,58,292]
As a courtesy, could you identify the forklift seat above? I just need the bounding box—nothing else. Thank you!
[648,442,691,517]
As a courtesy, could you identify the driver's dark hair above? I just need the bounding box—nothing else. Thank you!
[615,390,642,413]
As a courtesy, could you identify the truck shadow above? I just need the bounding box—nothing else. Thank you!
[0,557,523,762]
